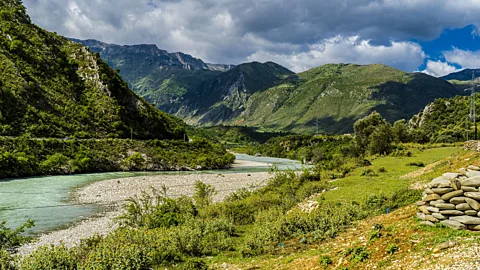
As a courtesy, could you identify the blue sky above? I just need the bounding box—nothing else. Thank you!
[21,0,480,76]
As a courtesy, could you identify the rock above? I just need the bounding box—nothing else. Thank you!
[432,241,457,253]
[465,198,480,211]
[438,183,453,188]
[459,168,468,175]
[423,194,441,202]
[416,201,426,206]
[430,200,445,206]
[441,190,464,201]
[419,205,430,214]
[436,203,456,210]
[440,210,464,216]
[462,176,480,187]
[467,225,480,231]
[431,177,451,186]
[420,221,435,227]
[450,180,462,191]
[431,188,453,195]
[449,216,480,225]
[441,220,466,230]
[425,215,439,222]
[424,188,435,194]
[442,173,461,180]
[432,213,447,220]
[417,212,426,220]
[465,210,478,216]
[450,197,466,204]
[456,203,472,211]
[461,186,478,192]
[465,192,480,200]
[468,165,480,171]
[467,171,480,178]
[426,207,440,213]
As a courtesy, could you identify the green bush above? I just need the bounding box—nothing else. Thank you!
[193,181,216,207]
[19,245,78,270]
[0,219,34,252]
[319,255,332,267]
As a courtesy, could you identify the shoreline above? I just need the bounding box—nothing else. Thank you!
[19,160,274,254]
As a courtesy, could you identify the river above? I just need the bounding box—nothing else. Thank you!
[0,154,303,234]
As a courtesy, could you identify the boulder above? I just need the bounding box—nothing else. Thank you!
[456,203,472,211]
[441,220,466,230]
[467,171,480,178]
[420,221,435,227]
[465,210,478,216]
[449,216,480,225]
[423,194,441,202]
[450,197,466,204]
[465,192,480,200]
[431,188,453,195]
[416,201,426,206]
[465,198,480,211]
[425,215,439,222]
[441,190,464,201]
[462,176,480,187]
[426,207,440,213]
[436,203,456,210]
[417,212,426,220]
[442,173,461,180]
[432,213,447,220]
[430,200,445,206]
[468,165,480,171]
[440,210,464,216]
[461,186,478,192]
[431,177,451,186]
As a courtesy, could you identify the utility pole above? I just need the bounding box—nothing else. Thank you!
[316,119,319,136]
[473,71,477,140]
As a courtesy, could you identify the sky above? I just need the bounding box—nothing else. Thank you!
[22,0,480,76]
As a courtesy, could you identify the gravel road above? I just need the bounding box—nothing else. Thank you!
[19,159,274,254]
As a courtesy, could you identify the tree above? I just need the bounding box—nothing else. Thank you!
[353,111,395,155]
[393,119,409,143]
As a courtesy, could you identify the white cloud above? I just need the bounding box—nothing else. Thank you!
[421,60,459,77]
[247,36,426,72]
[444,48,480,69]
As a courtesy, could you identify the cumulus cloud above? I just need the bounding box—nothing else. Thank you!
[247,36,425,72]
[421,60,459,77]
[21,0,480,70]
[444,48,480,69]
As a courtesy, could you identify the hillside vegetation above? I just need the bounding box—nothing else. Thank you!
[0,1,185,139]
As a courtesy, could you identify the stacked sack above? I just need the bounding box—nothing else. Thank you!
[417,165,480,230]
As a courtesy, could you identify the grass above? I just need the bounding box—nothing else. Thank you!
[321,147,462,203]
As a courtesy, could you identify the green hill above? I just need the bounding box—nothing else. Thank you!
[0,3,185,140]
[441,69,480,81]
[235,64,459,133]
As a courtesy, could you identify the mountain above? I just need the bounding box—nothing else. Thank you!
[441,69,480,81]
[73,38,460,134]
[0,0,185,139]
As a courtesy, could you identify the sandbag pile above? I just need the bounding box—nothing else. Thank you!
[417,165,480,230]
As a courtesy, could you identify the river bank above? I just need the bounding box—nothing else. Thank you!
[19,162,274,254]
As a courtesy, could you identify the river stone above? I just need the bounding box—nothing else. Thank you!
[467,171,480,178]
[468,165,480,171]
[419,205,430,214]
[430,200,445,206]
[441,190,464,201]
[465,198,480,211]
[436,203,456,210]
[417,212,426,220]
[425,215,439,222]
[432,213,447,220]
[426,206,440,213]
[416,201,426,206]
[465,192,480,200]
[441,220,466,230]
[456,203,472,211]
[467,225,480,231]
[440,210,464,215]
[442,173,461,180]
[423,194,441,202]
[450,197,466,204]
[462,186,478,192]
[432,188,453,195]
[420,221,435,227]
[450,180,462,191]
[465,210,478,216]
[462,176,480,187]
[449,216,480,225]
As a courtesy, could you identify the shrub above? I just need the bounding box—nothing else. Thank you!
[19,245,78,270]
[193,181,217,207]
[407,161,425,167]
[378,167,387,173]
[361,168,377,177]
[319,255,332,267]
[0,219,34,252]
[386,243,399,255]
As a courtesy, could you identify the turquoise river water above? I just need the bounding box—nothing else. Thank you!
[0,154,304,234]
